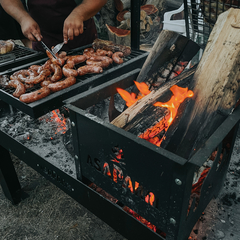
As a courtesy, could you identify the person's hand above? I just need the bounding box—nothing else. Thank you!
[20,16,42,42]
[63,11,85,43]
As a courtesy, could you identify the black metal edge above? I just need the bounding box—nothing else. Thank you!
[189,104,240,167]
[0,129,165,240]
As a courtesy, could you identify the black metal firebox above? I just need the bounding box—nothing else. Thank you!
[65,69,240,240]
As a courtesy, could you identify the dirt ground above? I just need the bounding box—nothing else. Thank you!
[0,154,126,240]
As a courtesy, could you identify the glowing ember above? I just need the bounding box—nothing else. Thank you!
[46,109,68,135]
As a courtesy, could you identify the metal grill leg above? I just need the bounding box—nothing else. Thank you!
[0,145,22,204]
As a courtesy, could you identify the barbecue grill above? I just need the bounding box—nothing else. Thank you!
[0,44,45,73]
[1,1,239,239]
[64,68,240,240]
[0,45,148,118]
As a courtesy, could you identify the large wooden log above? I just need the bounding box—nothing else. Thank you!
[132,30,199,93]
[112,8,240,160]
[162,8,240,159]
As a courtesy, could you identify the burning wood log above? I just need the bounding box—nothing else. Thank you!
[111,66,197,134]
[112,8,240,160]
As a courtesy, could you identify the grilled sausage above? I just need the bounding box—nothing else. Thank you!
[96,49,113,57]
[86,59,110,68]
[48,76,76,92]
[83,48,95,59]
[112,52,124,64]
[66,55,86,65]
[50,64,62,82]
[19,86,51,103]
[62,62,78,77]
[40,80,52,87]
[46,50,65,66]
[24,69,51,85]
[77,65,103,76]
[8,79,26,98]
[89,55,113,64]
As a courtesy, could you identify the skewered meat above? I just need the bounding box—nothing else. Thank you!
[0,40,15,54]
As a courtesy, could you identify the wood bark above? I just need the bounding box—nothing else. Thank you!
[162,8,240,159]
[134,30,199,90]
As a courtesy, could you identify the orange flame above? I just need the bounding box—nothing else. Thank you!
[139,85,193,146]
[116,81,150,107]
[153,85,193,127]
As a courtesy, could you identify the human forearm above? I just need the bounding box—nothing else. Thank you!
[72,0,108,22]
[0,0,29,26]
[0,0,42,41]
[63,0,107,42]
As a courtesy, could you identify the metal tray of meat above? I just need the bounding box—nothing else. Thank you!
[0,44,45,73]
[0,44,148,119]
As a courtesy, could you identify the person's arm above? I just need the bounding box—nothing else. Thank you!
[63,0,108,43]
[0,0,42,41]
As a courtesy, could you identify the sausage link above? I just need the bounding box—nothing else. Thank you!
[46,50,66,66]
[89,55,113,64]
[96,49,113,57]
[86,59,110,68]
[48,76,76,92]
[67,55,87,65]
[112,52,124,64]
[24,69,51,85]
[8,79,26,98]
[77,65,103,76]
[50,64,62,82]
[62,62,78,77]
[19,87,51,103]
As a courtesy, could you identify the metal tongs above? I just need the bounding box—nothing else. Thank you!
[40,41,57,59]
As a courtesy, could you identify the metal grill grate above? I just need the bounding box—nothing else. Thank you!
[184,0,240,48]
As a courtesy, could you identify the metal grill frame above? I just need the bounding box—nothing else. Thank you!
[184,0,240,48]
[65,69,240,240]
[0,45,148,119]
[0,44,45,73]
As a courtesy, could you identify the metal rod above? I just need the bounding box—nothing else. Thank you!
[131,0,140,50]
[0,144,22,204]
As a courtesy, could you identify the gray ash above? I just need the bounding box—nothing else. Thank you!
[0,106,75,177]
